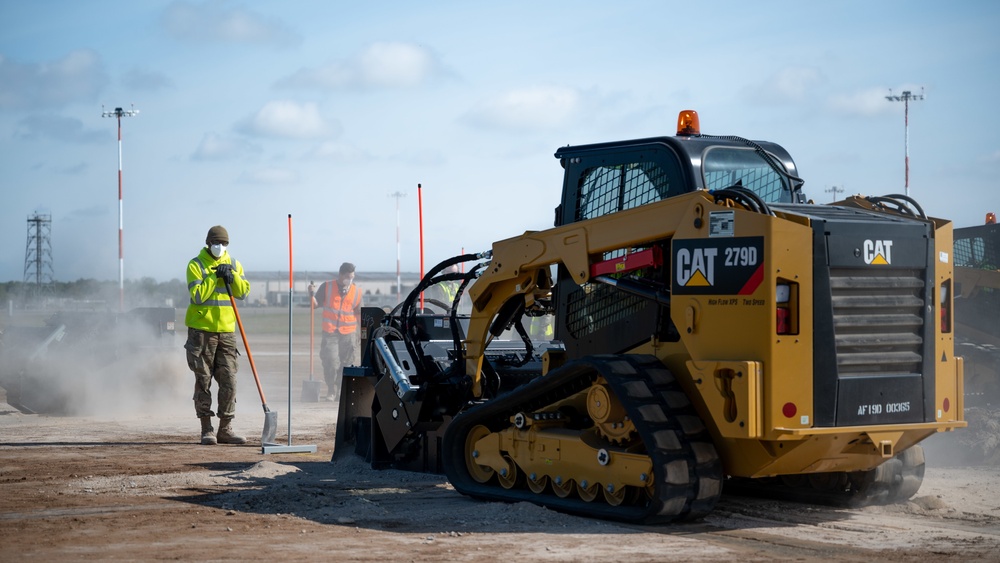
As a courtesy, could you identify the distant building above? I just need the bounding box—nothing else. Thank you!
[245,271,423,309]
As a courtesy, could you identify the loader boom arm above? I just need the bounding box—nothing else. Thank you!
[462,191,710,395]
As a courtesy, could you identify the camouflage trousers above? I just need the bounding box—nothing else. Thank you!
[185,328,239,419]
[319,331,359,397]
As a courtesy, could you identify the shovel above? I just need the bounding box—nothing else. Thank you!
[225,277,278,445]
[300,283,322,402]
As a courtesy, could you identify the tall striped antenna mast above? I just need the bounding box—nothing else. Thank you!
[102,104,139,312]
[885,88,923,198]
[389,191,407,304]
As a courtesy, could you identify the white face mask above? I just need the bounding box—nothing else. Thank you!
[209,243,227,258]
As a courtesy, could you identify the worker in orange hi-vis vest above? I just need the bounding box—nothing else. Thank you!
[311,262,363,401]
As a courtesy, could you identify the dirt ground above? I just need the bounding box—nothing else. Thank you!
[2,317,1000,562]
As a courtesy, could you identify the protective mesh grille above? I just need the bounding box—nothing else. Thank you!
[702,147,787,203]
[565,282,647,338]
[954,226,999,268]
[704,165,784,202]
[954,225,999,336]
[575,163,672,222]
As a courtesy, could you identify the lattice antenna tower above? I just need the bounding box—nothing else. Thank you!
[24,213,54,290]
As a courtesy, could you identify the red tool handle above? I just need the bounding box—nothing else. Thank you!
[226,278,269,410]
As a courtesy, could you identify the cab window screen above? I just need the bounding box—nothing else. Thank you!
[703,147,786,203]
[954,236,990,268]
[575,161,674,222]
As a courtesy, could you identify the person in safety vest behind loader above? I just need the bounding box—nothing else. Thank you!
[312,262,363,401]
[184,225,251,446]
[426,264,466,313]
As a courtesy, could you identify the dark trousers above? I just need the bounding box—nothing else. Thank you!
[319,331,359,396]
[185,328,239,418]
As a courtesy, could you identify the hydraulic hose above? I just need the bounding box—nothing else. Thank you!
[374,336,419,401]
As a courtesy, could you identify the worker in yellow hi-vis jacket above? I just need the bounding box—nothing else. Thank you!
[184,225,250,446]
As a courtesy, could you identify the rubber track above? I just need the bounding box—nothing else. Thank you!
[442,354,723,524]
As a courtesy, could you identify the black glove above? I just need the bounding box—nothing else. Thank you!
[215,263,235,286]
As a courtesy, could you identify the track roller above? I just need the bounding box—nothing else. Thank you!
[442,355,723,523]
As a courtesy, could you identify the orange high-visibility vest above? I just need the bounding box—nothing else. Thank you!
[322,282,361,334]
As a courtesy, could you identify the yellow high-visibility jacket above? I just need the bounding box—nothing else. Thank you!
[185,248,250,333]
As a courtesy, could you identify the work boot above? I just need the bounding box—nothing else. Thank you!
[199,417,217,446]
[217,417,247,445]
[325,384,340,402]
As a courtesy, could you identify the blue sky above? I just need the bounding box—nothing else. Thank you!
[1,1,998,283]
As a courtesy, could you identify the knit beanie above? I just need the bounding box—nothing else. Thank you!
[206,225,229,245]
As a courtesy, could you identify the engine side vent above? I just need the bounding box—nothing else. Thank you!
[829,267,926,376]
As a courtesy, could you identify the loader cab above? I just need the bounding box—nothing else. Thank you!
[550,131,804,357]
[553,134,803,228]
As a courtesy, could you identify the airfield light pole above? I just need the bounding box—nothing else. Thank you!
[389,191,406,303]
[885,89,923,198]
[825,185,844,203]
[102,104,139,312]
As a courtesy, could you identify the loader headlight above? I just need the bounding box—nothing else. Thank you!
[940,280,952,333]
[776,284,790,303]
[776,282,797,335]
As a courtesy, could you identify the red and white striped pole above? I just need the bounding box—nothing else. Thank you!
[418,183,425,311]
[102,105,139,312]
[885,89,923,199]
[389,191,406,304]
[904,98,911,194]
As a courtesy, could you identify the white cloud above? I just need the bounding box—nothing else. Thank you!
[463,86,582,131]
[235,101,338,139]
[0,50,108,110]
[277,42,443,91]
[359,42,438,88]
[161,1,299,46]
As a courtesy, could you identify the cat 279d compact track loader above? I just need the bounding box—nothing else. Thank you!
[334,110,965,523]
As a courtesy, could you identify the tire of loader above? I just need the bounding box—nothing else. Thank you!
[888,445,925,503]
[851,444,926,505]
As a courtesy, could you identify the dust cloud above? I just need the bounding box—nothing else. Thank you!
[924,348,1000,468]
[1,314,191,418]
[907,383,999,469]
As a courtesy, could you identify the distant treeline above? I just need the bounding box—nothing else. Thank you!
[1,278,188,310]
